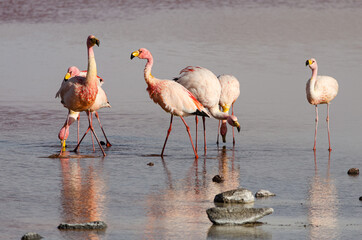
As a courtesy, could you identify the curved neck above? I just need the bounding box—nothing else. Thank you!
[144,55,156,87]
[309,66,318,97]
[86,45,97,85]
[209,106,229,120]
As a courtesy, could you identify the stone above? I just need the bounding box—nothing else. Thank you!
[347,168,359,175]
[359,196,362,201]
[255,189,276,198]
[147,162,154,166]
[58,221,107,230]
[21,232,43,240]
[212,175,224,183]
[206,206,274,225]
[214,188,255,204]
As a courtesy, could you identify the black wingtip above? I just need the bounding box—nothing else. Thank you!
[194,109,210,117]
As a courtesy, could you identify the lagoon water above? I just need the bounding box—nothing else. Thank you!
[1,0,362,239]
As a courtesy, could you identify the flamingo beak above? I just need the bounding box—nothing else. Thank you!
[131,50,140,60]
[64,72,71,81]
[305,59,311,66]
[61,140,66,152]
[235,121,241,132]
[222,134,227,143]
[95,39,100,47]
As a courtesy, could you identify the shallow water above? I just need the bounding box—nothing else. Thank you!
[1,0,362,239]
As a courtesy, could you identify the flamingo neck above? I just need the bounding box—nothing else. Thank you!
[86,46,97,87]
[144,56,156,87]
[309,66,318,98]
[209,106,229,120]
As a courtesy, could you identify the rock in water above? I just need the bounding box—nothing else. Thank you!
[58,221,107,230]
[21,232,43,240]
[214,188,254,204]
[255,189,276,198]
[347,168,359,175]
[206,207,274,225]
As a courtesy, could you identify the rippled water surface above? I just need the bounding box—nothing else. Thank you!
[1,0,362,239]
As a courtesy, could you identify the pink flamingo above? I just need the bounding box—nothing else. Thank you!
[55,35,106,156]
[174,66,240,153]
[56,66,111,152]
[217,74,240,145]
[130,48,210,159]
[306,58,339,151]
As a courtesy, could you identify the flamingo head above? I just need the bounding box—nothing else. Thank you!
[130,48,151,60]
[87,35,100,48]
[305,58,317,70]
[227,115,241,132]
[220,121,228,143]
[64,66,80,81]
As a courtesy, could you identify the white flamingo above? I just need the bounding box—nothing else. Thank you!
[174,66,240,153]
[217,74,240,145]
[306,58,338,151]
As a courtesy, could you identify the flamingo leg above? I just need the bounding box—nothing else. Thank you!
[232,103,235,146]
[87,111,106,156]
[77,114,80,145]
[216,120,221,145]
[180,116,199,159]
[202,116,207,154]
[195,116,198,153]
[95,111,112,147]
[90,113,95,152]
[74,111,106,156]
[313,105,318,151]
[327,103,332,151]
[161,115,173,157]
[74,124,91,152]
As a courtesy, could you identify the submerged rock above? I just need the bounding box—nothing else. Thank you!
[214,188,255,204]
[347,168,359,175]
[206,206,274,225]
[255,189,276,198]
[21,232,43,240]
[58,221,107,230]
[212,175,224,183]
[359,196,362,201]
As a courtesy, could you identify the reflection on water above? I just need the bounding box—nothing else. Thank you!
[207,225,272,240]
[144,147,243,239]
[307,152,339,240]
[59,154,106,239]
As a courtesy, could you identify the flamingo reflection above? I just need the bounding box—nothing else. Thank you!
[144,147,241,239]
[307,151,339,240]
[59,155,106,239]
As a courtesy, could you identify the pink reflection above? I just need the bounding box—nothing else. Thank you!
[144,147,240,238]
[59,155,106,239]
[308,151,339,239]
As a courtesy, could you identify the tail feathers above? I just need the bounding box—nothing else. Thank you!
[193,109,210,118]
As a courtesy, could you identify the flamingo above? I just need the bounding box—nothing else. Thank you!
[55,35,106,156]
[217,74,240,145]
[173,66,240,153]
[130,48,210,159]
[306,58,339,151]
[56,66,112,152]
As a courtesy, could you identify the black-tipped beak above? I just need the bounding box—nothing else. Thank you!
[96,39,100,47]
[237,125,241,132]
[130,54,135,60]
[222,135,226,143]
[305,60,309,66]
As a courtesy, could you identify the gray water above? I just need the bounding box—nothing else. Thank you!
[1,0,362,239]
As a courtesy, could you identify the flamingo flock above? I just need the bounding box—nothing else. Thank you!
[55,35,338,158]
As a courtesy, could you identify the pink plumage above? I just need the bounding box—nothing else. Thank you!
[131,48,210,159]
